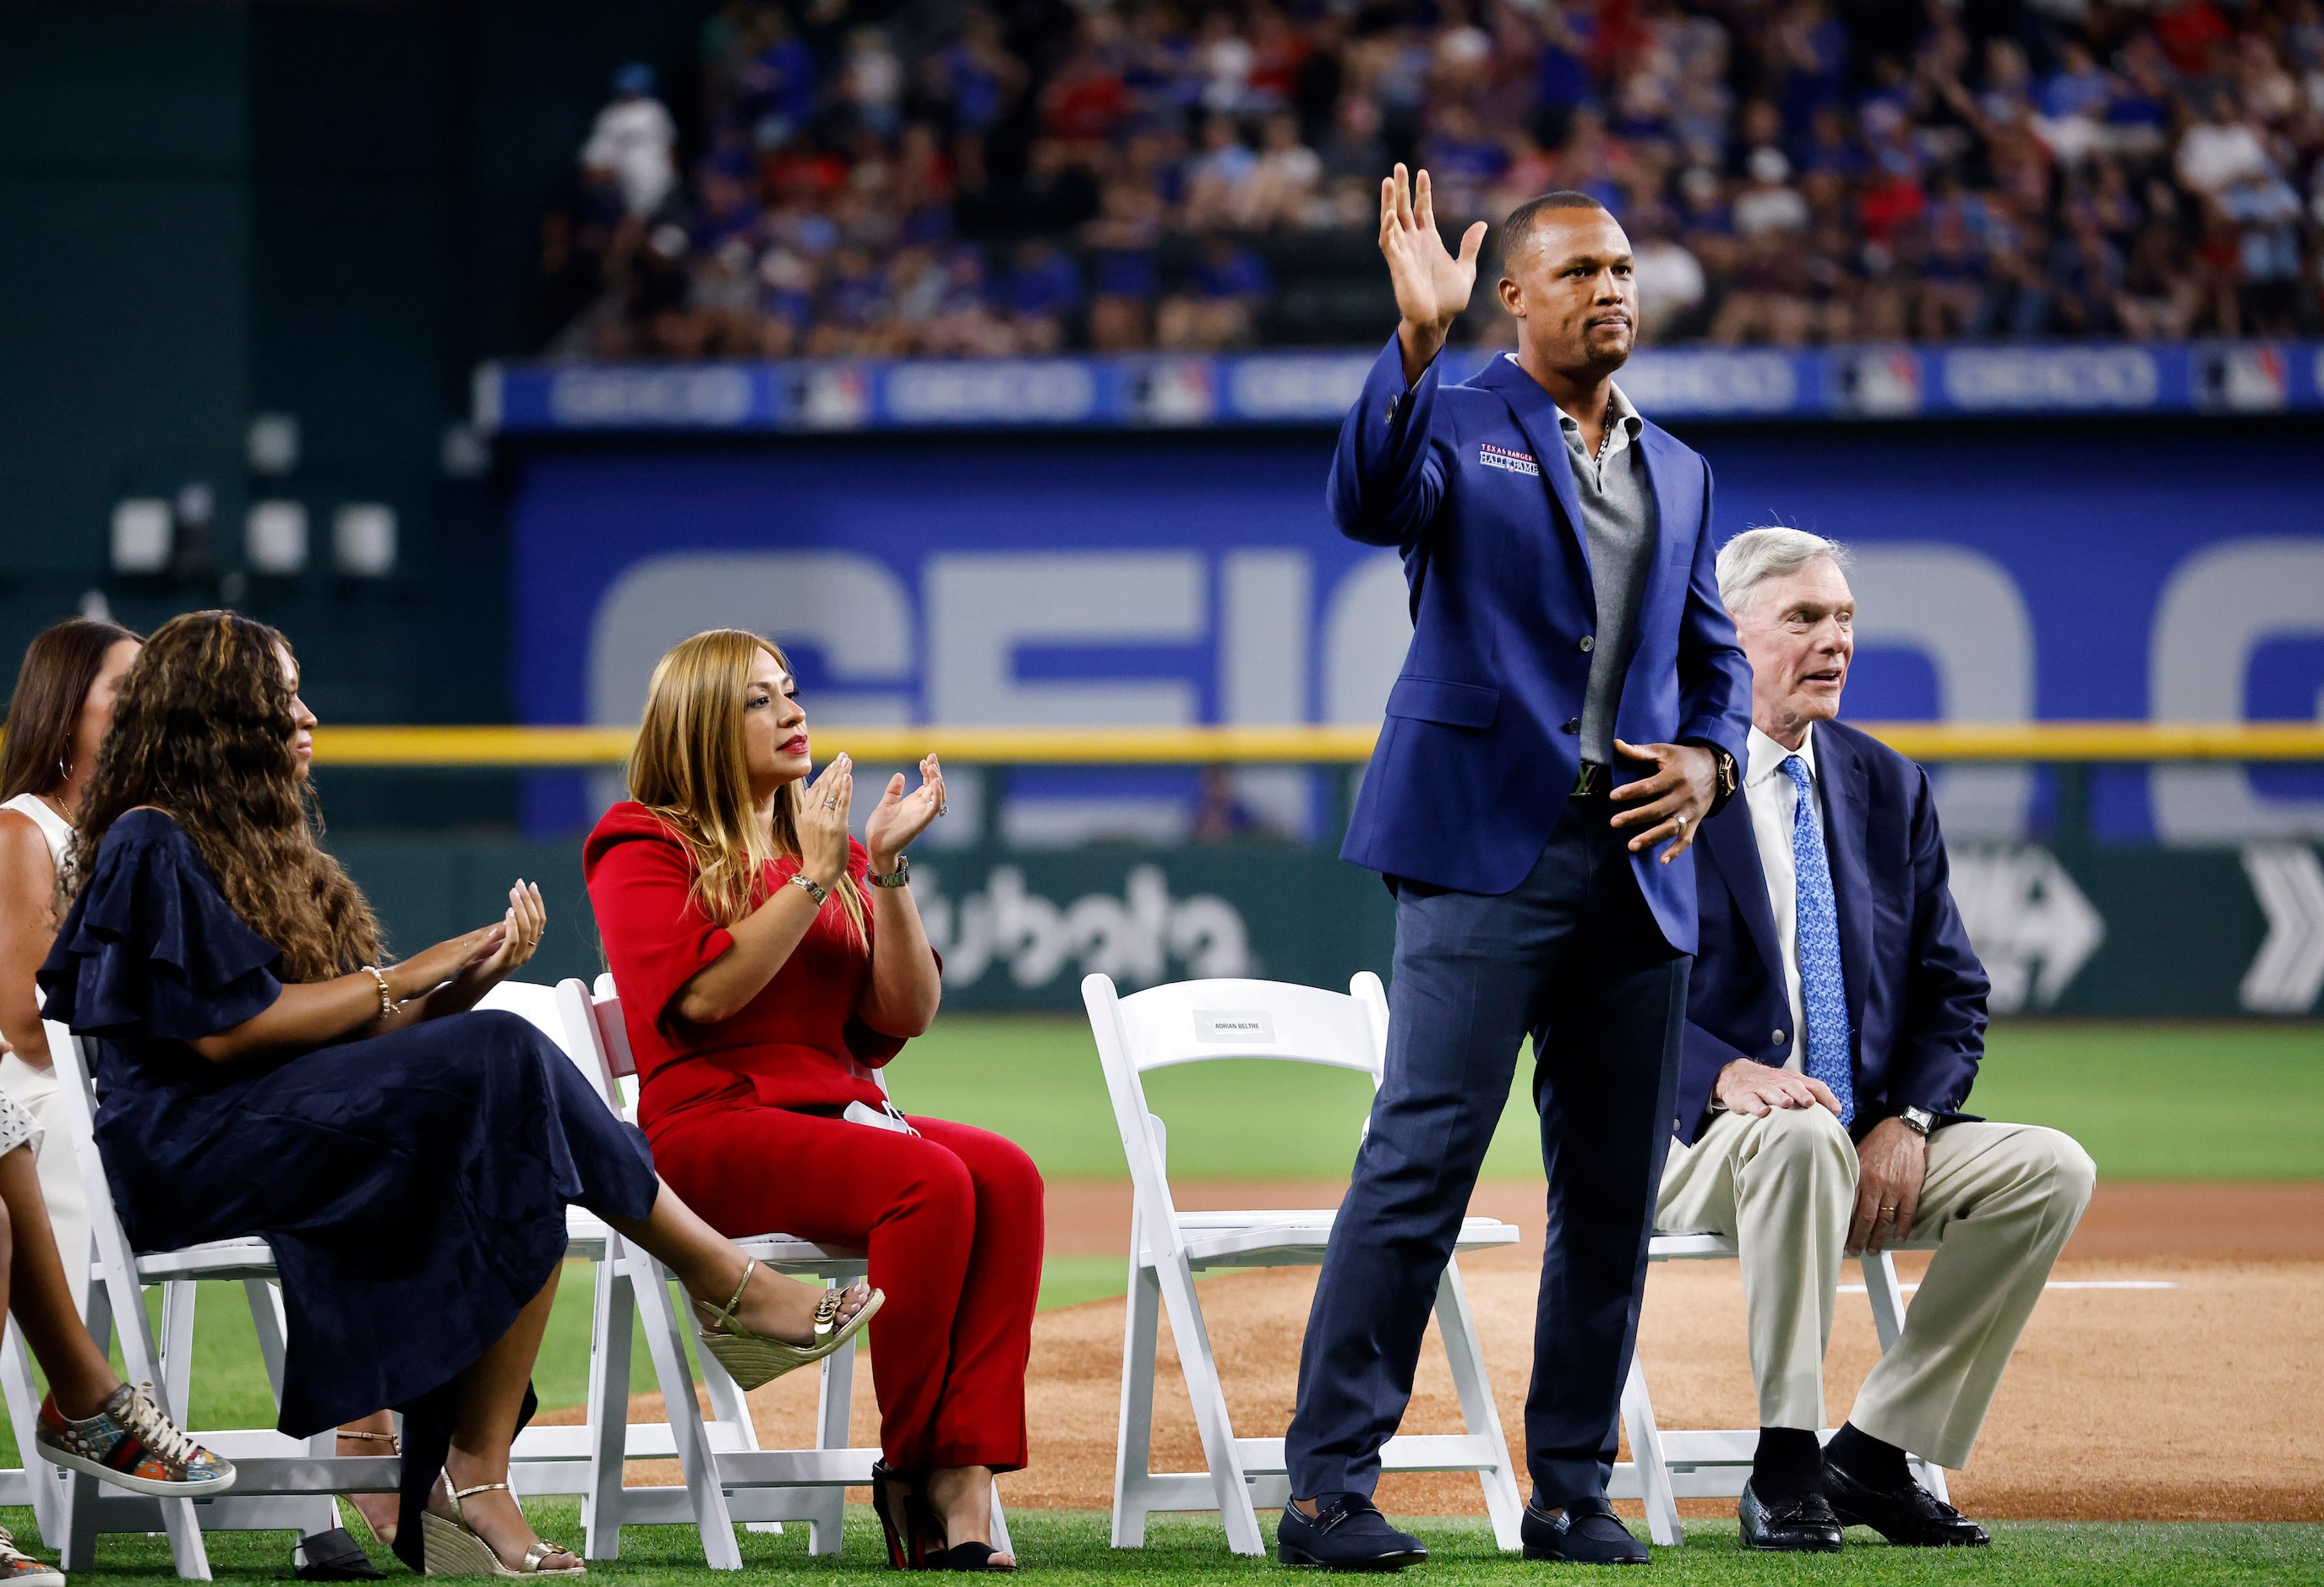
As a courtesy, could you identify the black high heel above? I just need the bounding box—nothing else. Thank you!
[870,1461,930,1570]
[905,1481,1017,1573]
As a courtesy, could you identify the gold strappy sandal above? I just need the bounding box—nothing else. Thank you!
[419,1471,582,1577]
[337,1427,400,1549]
[691,1258,883,1392]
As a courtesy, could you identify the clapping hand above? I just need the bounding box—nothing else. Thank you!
[463,879,548,986]
[864,754,946,873]
[796,754,854,889]
[1380,163,1487,384]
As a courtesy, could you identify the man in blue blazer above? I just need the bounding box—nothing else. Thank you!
[1659,526,2093,1552]
[1277,170,1750,1570]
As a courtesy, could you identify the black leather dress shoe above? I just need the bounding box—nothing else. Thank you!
[1738,1481,1844,1552]
[1520,1497,1648,1564]
[1276,1494,1428,1570]
[1825,1462,1990,1546]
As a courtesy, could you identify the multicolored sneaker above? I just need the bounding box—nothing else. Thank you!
[0,1527,63,1587]
[35,1382,236,1497]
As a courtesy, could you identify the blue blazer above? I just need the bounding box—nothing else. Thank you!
[1677,719,1990,1145]
[1330,335,1751,952]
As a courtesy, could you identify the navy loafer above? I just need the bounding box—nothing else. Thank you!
[1520,1496,1648,1564]
[1276,1493,1427,1571]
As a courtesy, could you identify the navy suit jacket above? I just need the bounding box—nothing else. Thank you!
[1677,719,1990,1145]
[1330,336,1751,952]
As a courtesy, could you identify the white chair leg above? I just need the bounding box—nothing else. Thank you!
[1619,1353,1682,1547]
[699,1334,784,1538]
[1111,1252,1162,1547]
[1858,1253,1950,1505]
[159,1282,197,1431]
[111,1278,210,1580]
[235,1281,339,1537]
[1,1321,65,1546]
[631,1252,743,1570]
[802,1328,854,1555]
[1153,1253,1263,1557]
[584,1254,635,1560]
[1433,1261,1524,1552]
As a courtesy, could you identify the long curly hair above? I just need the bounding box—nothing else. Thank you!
[74,611,383,982]
[626,629,865,941]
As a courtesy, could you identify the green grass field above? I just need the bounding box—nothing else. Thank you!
[0,1017,2312,1580]
[882,1016,2324,1183]
[12,1505,2321,1585]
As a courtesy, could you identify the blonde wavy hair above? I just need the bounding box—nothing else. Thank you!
[627,629,865,941]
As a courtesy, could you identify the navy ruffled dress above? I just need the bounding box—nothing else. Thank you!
[37,810,660,1568]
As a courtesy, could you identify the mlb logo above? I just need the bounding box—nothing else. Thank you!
[1479,443,1540,477]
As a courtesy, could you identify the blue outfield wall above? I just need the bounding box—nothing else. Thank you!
[489,389,2324,1017]
[477,341,2324,432]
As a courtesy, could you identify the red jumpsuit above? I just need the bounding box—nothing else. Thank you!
[585,804,1043,1473]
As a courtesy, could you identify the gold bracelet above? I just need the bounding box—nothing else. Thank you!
[361,965,402,1020]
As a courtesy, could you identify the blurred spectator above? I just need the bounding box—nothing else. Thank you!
[531,0,2324,359]
[1634,210,1708,341]
[581,64,679,220]
[1006,240,1084,352]
[1158,234,1270,348]
[1241,112,1323,227]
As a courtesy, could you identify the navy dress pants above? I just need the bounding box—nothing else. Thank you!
[1285,793,1687,1509]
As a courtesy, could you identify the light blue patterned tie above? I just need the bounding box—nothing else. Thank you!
[1781,755,1854,1126]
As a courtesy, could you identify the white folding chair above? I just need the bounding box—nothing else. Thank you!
[468,980,625,1510]
[561,975,1017,1567]
[45,1021,403,1579]
[1083,971,1525,1557]
[1612,1232,1948,1546]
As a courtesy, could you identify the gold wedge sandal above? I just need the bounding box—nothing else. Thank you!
[691,1259,883,1392]
[419,1471,582,1577]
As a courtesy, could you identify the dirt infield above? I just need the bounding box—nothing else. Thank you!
[557,1179,2322,1524]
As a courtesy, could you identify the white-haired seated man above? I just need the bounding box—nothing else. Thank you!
[1657,526,2096,1552]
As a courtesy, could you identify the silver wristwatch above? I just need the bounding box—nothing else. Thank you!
[865,853,911,889]
[1896,1105,1937,1137]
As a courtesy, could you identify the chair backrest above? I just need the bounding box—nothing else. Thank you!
[476,979,610,1099]
[582,971,892,1115]
[566,977,640,1121]
[1081,972,1389,1251]
[43,1018,150,1292]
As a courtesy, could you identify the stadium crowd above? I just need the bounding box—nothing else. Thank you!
[533,0,2324,358]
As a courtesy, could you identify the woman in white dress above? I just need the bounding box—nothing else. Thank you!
[0,618,141,1298]
[0,620,235,1584]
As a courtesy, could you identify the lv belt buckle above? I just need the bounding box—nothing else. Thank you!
[1574,761,1606,796]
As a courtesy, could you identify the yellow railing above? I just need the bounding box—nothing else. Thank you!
[308,722,2324,767]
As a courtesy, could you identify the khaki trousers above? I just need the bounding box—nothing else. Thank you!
[1656,1105,2093,1469]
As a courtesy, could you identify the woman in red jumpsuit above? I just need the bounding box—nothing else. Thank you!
[586,629,1042,1571]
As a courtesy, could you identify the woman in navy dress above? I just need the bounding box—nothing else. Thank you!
[38,613,878,1577]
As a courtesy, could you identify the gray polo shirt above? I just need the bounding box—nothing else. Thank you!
[1555,382,1657,766]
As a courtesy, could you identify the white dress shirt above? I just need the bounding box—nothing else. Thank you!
[1743,723,1822,1073]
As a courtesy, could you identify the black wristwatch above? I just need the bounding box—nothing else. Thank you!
[1693,744,1739,816]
